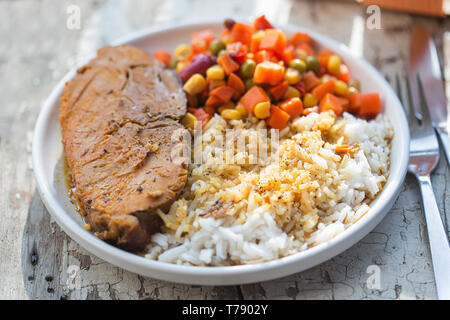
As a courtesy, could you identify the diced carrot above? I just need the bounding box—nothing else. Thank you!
[239,85,270,114]
[230,22,254,47]
[205,95,223,109]
[337,64,350,82]
[358,93,382,118]
[253,61,285,86]
[312,80,336,101]
[335,143,359,155]
[210,85,236,103]
[266,105,290,129]
[192,108,212,127]
[250,32,264,53]
[191,29,215,53]
[253,15,274,30]
[281,46,294,65]
[204,104,216,116]
[269,80,289,100]
[217,54,240,75]
[346,93,361,114]
[303,106,320,115]
[318,49,333,68]
[254,50,277,64]
[259,29,287,56]
[227,73,245,96]
[290,32,313,46]
[279,97,304,118]
[153,50,171,67]
[303,71,321,91]
[319,93,348,116]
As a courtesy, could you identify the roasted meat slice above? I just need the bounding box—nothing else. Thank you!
[60,45,189,251]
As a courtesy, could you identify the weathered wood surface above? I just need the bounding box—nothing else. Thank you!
[0,0,449,300]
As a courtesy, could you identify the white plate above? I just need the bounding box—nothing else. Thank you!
[32,21,409,285]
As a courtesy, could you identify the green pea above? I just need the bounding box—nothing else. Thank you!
[306,56,320,72]
[240,59,256,79]
[303,93,317,108]
[244,78,255,91]
[169,57,179,69]
[289,59,306,73]
[217,49,227,57]
[210,40,226,56]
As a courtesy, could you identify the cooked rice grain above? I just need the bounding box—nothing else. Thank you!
[145,111,393,266]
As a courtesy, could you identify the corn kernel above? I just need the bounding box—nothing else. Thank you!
[254,101,271,119]
[206,65,225,80]
[334,80,348,95]
[284,86,301,99]
[83,223,92,231]
[209,79,226,91]
[182,112,198,129]
[217,102,235,114]
[222,35,230,45]
[235,103,248,117]
[176,61,188,72]
[303,93,317,108]
[328,54,341,75]
[174,44,191,59]
[221,109,242,120]
[284,68,301,85]
[183,74,206,95]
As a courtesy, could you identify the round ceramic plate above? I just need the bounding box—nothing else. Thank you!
[32,21,409,285]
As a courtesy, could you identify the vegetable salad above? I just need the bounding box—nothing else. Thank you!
[153,16,382,130]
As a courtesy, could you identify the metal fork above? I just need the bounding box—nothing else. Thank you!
[394,73,450,299]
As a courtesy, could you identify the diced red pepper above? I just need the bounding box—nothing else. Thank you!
[192,108,212,127]
[226,42,248,65]
[253,15,274,30]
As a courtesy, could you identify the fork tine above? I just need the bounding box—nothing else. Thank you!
[394,73,405,107]
[405,73,418,126]
[416,73,433,128]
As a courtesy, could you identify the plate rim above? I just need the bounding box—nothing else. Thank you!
[32,19,409,285]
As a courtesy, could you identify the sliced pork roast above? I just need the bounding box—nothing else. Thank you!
[60,45,189,251]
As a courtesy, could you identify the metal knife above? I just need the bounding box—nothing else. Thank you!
[409,26,450,167]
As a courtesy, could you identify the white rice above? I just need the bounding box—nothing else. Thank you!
[145,111,393,266]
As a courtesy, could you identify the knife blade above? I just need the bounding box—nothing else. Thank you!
[409,26,450,166]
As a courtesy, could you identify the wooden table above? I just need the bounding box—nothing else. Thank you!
[1,0,449,300]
